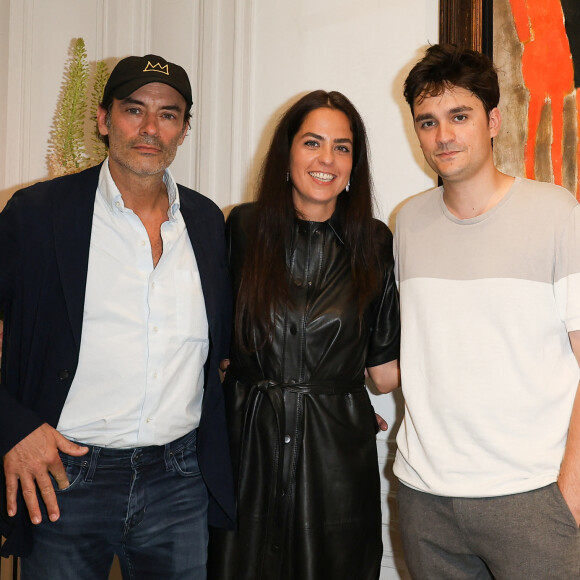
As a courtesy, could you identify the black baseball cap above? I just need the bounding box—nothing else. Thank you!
[101,54,192,111]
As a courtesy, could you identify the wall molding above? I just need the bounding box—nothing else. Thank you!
[192,0,253,208]
[229,0,254,205]
[5,0,32,189]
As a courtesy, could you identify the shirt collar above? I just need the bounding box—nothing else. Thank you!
[327,212,345,245]
[97,158,181,220]
[294,211,346,246]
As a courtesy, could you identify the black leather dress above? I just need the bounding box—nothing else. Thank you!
[208,203,400,580]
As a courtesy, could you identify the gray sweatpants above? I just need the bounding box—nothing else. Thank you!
[398,482,580,580]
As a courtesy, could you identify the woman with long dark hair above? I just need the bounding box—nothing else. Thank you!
[208,90,400,580]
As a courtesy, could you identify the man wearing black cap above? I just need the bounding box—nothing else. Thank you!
[0,54,234,579]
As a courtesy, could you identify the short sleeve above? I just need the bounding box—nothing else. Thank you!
[555,203,580,332]
[366,223,400,367]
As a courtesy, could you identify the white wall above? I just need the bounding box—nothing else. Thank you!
[0,1,439,578]
[245,1,438,222]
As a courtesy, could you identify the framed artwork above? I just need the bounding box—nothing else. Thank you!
[439,0,493,54]
[440,0,580,201]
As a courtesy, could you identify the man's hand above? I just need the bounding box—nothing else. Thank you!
[3,424,88,524]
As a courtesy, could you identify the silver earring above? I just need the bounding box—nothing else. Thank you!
[286,171,290,182]
[345,180,350,193]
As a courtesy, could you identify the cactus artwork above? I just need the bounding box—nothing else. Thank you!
[48,38,109,177]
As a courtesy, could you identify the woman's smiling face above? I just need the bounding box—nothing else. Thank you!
[289,107,353,221]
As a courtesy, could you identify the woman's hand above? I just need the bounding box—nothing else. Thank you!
[219,359,230,381]
[375,413,388,431]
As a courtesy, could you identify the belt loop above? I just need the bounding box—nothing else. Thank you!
[85,446,100,482]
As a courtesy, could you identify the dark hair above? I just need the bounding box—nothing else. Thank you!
[235,90,380,349]
[96,98,191,148]
[404,43,500,117]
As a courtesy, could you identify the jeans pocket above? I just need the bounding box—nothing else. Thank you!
[52,456,89,494]
[170,443,201,477]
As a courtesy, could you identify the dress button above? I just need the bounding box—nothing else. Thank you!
[284,435,291,444]
[294,278,303,287]
[271,544,280,553]
[289,323,297,335]
[58,369,70,380]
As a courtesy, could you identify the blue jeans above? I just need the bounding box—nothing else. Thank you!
[20,430,208,580]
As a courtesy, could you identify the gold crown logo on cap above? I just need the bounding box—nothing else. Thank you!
[143,61,169,75]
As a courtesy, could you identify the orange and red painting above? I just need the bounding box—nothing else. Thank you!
[494,0,580,201]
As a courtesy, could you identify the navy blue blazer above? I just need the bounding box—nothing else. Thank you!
[0,164,234,556]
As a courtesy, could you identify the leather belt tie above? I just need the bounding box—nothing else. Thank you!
[238,378,365,499]
[236,378,365,568]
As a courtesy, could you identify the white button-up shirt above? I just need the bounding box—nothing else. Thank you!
[57,160,209,447]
